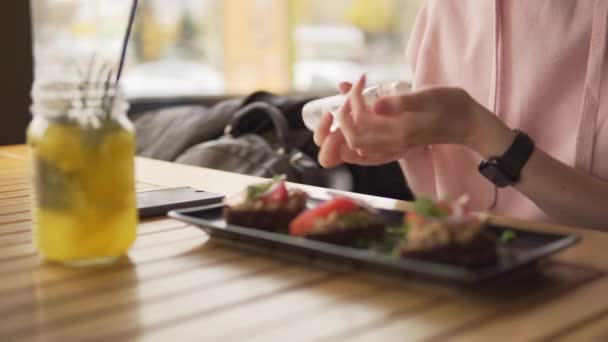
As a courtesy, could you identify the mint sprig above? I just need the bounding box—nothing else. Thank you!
[245,175,285,200]
[411,197,450,218]
[500,230,517,243]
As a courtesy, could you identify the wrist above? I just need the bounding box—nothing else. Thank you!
[478,130,536,187]
[466,103,516,159]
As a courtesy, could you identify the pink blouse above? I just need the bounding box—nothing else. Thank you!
[404,0,608,221]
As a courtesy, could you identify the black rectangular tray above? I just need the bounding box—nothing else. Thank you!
[168,202,579,284]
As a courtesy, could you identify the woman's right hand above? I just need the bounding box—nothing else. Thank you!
[313,82,405,167]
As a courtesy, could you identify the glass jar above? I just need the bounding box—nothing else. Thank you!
[27,79,137,265]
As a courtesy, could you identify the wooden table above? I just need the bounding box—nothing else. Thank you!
[1,144,607,342]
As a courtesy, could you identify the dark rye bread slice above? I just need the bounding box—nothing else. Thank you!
[305,222,385,245]
[223,191,307,231]
[400,230,498,268]
[299,208,386,245]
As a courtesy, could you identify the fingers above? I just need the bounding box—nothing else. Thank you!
[339,75,365,150]
[348,130,402,152]
[318,129,401,167]
[338,143,402,165]
[338,82,352,94]
[313,111,334,146]
[348,74,368,124]
[340,111,396,152]
[318,130,346,168]
[335,90,353,140]
[373,90,429,115]
[338,74,397,152]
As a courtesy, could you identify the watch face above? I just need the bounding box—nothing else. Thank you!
[479,162,513,188]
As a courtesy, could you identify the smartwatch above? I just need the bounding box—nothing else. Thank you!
[478,130,535,188]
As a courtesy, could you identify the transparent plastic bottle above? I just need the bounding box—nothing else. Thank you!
[302,81,411,131]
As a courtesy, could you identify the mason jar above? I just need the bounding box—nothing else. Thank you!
[27,79,137,265]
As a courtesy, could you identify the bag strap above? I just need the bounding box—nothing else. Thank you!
[224,102,292,152]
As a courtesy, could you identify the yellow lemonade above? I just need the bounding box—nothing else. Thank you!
[28,118,138,264]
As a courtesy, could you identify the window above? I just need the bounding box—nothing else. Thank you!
[31,0,423,99]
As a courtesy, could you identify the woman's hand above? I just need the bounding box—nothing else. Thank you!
[314,76,608,229]
[314,81,406,168]
[314,74,514,167]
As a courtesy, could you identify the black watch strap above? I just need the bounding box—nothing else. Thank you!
[500,130,535,179]
[479,130,535,187]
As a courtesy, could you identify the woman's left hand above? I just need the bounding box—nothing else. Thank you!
[334,74,512,160]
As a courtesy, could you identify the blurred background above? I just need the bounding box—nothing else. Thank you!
[10,0,423,199]
[31,0,423,100]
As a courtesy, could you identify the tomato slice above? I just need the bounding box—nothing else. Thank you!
[406,212,426,227]
[435,201,452,215]
[289,197,359,236]
[261,180,288,203]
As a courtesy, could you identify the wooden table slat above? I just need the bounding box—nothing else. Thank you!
[0,241,36,259]
[0,189,30,200]
[0,183,29,192]
[346,263,602,342]
[0,203,30,215]
[0,220,30,235]
[1,249,261,337]
[0,174,29,181]
[0,246,241,313]
[0,179,29,188]
[0,218,187,260]
[220,289,440,342]
[552,310,608,342]
[445,278,608,342]
[22,267,331,341]
[0,184,152,193]
[0,144,29,158]
[0,225,202,275]
[0,170,29,177]
[0,211,31,225]
[0,231,30,247]
[0,159,27,167]
[141,276,383,341]
[0,195,31,207]
[0,234,210,294]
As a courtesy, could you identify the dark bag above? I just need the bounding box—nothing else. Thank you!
[175,102,327,187]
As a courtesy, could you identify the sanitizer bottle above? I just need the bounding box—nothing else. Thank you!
[301,81,411,131]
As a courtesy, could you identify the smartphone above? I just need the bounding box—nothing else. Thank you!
[137,187,224,219]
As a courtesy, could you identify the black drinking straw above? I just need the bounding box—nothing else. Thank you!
[115,0,138,83]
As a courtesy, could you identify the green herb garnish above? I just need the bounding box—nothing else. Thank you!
[245,175,285,200]
[345,222,409,253]
[246,181,273,200]
[411,197,450,218]
[500,230,517,243]
[363,224,409,255]
[337,211,374,226]
[386,225,409,240]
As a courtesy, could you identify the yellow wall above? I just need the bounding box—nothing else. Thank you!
[222,0,292,94]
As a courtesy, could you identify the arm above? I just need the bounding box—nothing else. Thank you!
[468,104,608,230]
[397,148,437,200]
[314,75,608,230]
